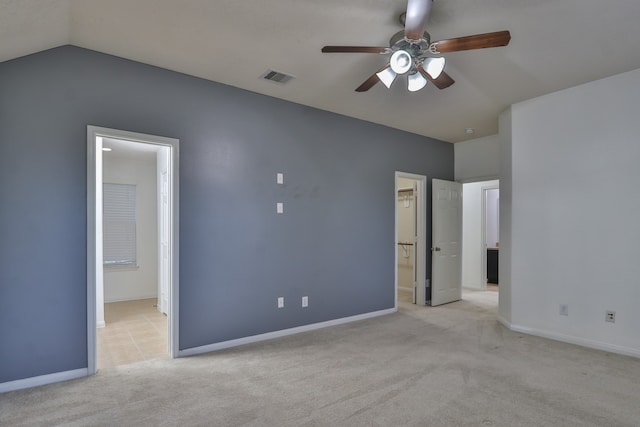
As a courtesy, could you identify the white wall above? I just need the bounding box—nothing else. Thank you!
[462,180,499,290]
[103,151,158,302]
[485,189,499,248]
[397,177,415,289]
[454,134,500,182]
[456,135,500,292]
[501,67,640,357]
[498,107,512,323]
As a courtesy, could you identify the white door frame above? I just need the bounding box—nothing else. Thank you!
[87,126,180,375]
[481,183,500,288]
[158,157,170,315]
[395,172,427,307]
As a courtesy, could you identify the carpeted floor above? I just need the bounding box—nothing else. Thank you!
[1,290,639,426]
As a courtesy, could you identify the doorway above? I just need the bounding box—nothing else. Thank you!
[461,180,499,291]
[87,126,179,374]
[395,172,427,307]
[483,185,500,290]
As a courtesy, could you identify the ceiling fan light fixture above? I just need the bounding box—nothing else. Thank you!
[376,67,398,88]
[423,57,446,79]
[389,50,412,75]
[407,71,428,92]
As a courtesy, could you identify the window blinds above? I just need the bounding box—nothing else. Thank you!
[103,183,137,266]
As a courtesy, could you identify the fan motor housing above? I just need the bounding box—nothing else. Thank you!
[389,30,431,54]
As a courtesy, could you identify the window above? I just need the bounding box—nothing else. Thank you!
[103,183,137,266]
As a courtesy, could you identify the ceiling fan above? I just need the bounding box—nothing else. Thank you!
[321,0,511,92]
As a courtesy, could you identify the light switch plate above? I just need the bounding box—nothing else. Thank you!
[277,297,284,308]
[277,173,284,184]
[302,296,308,307]
[277,202,283,214]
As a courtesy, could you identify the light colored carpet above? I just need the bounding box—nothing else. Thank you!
[2,290,639,426]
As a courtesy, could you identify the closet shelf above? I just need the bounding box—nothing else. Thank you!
[397,242,414,246]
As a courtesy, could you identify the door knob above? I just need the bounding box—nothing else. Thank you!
[432,247,441,252]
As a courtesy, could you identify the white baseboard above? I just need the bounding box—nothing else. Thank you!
[179,308,396,358]
[104,294,157,304]
[0,368,88,394]
[497,315,511,329]
[500,319,640,359]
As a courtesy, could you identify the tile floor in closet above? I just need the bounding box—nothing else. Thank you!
[97,298,168,369]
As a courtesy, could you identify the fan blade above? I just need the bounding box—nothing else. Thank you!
[322,46,390,54]
[418,66,455,89]
[404,0,433,40]
[355,75,380,92]
[355,65,391,92]
[430,30,511,53]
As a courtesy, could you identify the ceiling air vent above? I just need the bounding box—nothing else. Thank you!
[262,70,295,85]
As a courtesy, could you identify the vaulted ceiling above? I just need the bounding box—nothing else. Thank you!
[2,0,640,142]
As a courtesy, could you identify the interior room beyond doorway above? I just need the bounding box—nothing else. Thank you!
[94,134,173,370]
[396,176,418,305]
[461,180,499,292]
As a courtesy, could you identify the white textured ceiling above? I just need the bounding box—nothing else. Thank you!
[2,0,640,142]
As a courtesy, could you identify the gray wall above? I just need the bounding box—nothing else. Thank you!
[0,46,453,383]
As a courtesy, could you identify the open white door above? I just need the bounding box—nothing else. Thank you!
[431,179,462,306]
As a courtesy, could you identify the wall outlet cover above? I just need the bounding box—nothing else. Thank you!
[606,311,615,323]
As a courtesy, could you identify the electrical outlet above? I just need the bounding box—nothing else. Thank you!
[276,202,284,214]
[277,173,284,184]
[302,296,308,308]
[559,304,569,316]
[606,311,615,323]
[277,297,284,308]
